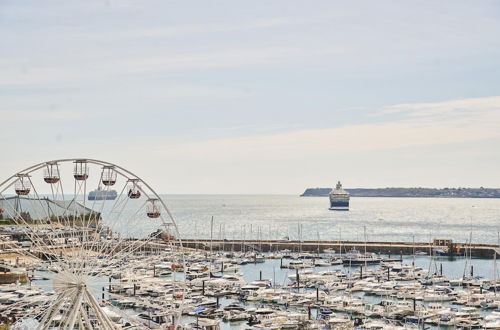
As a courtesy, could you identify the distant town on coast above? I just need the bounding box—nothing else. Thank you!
[301,187,500,198]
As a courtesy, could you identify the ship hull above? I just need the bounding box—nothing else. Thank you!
[88,195,117,201]
[88,190,117,201]
[329,201,349,211]
[329,207,349,211]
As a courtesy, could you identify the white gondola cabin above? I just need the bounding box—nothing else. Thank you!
[73,160,89,181]
[101,166,117,186]
[43,163,60,184]
[146,199,161,218]
[15,177,31,195]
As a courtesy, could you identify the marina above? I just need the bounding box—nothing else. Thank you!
[0,160,498,329]
[1,239,500,329]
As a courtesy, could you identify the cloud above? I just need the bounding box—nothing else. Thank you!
[378,96,500,119]
[1,96,499,194]
[90,17,305,40]
[0,109,85,122]
[157,96,500,160]
[0,45,340,87]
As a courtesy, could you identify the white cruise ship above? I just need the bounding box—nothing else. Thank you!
[88,186,117,201]
[329,181,350,211]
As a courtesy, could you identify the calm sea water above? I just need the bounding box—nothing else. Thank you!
[162,195,500,245]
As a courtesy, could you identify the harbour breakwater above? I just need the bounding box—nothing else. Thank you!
[181,239,500,259]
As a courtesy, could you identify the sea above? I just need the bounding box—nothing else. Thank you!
[162,195,500,245]
[29,194,499,329]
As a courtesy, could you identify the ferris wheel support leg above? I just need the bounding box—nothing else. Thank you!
[38,290,74,330]
[84,287,116,329]
[64,287,85,330]
[80,306,93,330]
[79,318,85,330]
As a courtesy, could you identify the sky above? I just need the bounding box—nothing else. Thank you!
[1,0,500,194]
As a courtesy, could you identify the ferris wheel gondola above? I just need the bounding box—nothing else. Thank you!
[128,179,142,199]
[43,162,60,184]
[73,159,89,180]
[14,175,31,195]
[101,166,117,186]
[146,199,161,218]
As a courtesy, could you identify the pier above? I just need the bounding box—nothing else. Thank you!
[180,239,500,259]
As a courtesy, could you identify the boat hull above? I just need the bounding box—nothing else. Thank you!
[342,259,381,265]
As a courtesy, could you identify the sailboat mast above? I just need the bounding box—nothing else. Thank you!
[210,216,214,255]
[364,226,367,268]
[412,235,415,267]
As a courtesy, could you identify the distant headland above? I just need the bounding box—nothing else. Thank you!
[301,187,500,198]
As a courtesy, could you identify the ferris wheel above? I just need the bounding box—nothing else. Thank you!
[0,159,185,329]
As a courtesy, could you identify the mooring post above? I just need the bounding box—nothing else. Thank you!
[202,280,205,296]
[440,264,443,276]
[316,287,319,302]
[400,250,403,261]
[133,284,137,296]
[280,257,283,268]
[471,265,474,277]
[360,266,363,279]
[216,295,220,308]
[108,277,111,292]
[102,287,105,301]
[413,298,416,311]
[259,270,262,281]
[153,265,156,277]
[221,262,224,274]
[308,306,311,320]
[387,268,390,281]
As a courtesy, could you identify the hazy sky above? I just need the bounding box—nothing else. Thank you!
[1,1,500,193]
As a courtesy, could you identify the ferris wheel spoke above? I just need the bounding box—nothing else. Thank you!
[80,182,162,276]
[77,196,144,278]
[86,285,169,312]
[8,300,53,327]
[89,226,169,277]
[75,173,134,276]
[0,240,46,268]
[25,175,78,266]
[51,162,85,254]
[83,286,117,329]
[0,194,65,272]
[37,288,76,330]
[0,295,48,315]
[81,187,137,272]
